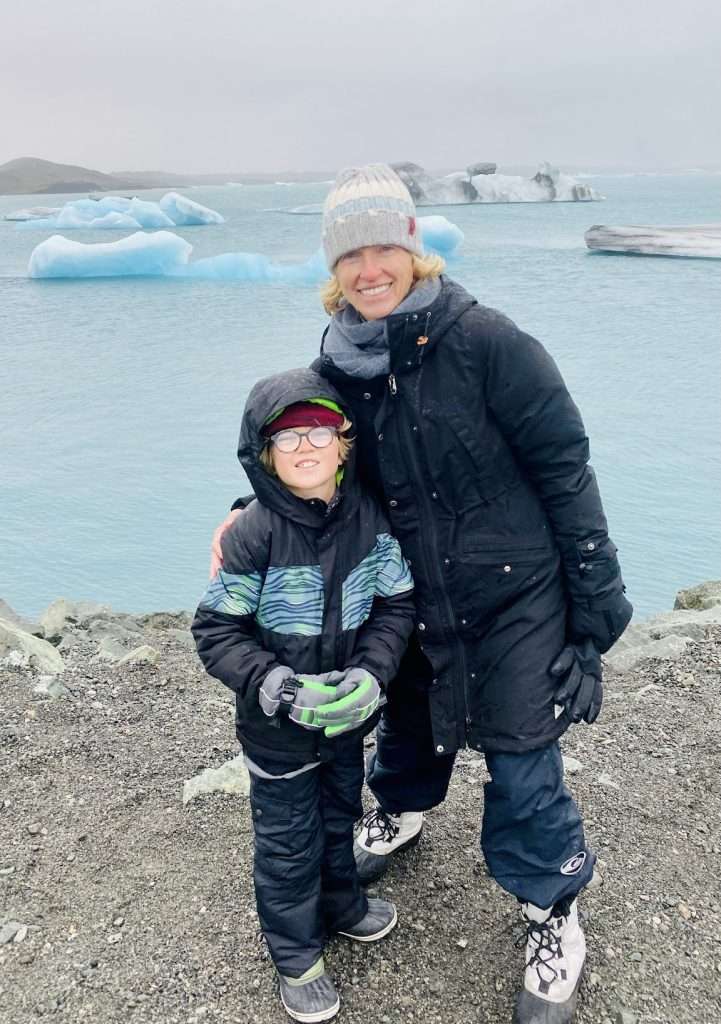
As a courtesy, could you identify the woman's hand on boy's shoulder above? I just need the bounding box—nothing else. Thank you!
[209,509,242,578]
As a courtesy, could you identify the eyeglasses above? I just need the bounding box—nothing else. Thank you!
[269,426,339,454]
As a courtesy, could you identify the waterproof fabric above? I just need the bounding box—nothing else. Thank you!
[249,741,368,976]
[315,276,632,756]
[367,712,595,908]
[192,367,415,766]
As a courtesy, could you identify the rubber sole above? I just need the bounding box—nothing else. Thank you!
[337,903,398,943]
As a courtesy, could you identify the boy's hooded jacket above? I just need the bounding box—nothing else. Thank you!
[192,368,415,766]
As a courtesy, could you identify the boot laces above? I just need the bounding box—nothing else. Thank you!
[361,807,399,845]
[518,909,567,987]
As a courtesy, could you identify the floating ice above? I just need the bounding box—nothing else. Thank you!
[158,191,224,226]
[27,212,465,281]
[4,206,60,222]
[28,231,193,278]
[28,231,328,282]
[14,191,223,230]
[392,161,601,204]
[585,224,721,259]
[418,216,464,258]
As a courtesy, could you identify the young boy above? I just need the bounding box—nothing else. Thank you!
[192,367,414,1023]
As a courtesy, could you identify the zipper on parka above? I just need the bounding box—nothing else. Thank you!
[384,369,471,748]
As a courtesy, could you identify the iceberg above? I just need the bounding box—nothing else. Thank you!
[584,224,721,259]
[418,216,464,257]
[158,191,224,226]
[28,231,193,278]
[392,161,602,204]
[27,215,464,281]
[4,205,60,222]
[14,191,223,230]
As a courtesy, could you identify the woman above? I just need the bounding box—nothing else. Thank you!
[214,164,632,1024]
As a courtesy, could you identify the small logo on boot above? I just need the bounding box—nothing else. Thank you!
[560,851,587,875]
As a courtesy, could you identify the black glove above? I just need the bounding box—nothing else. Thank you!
[549,638,603,724]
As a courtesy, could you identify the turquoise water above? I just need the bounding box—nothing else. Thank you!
[2,174,720,619]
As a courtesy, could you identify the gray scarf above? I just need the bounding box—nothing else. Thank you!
[323,276,441,379]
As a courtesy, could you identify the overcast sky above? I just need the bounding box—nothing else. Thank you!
[3,0,720,174]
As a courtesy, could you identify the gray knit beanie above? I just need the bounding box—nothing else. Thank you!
[321,163,423,269]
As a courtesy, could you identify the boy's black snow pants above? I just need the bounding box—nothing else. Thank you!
[248,736,368,978]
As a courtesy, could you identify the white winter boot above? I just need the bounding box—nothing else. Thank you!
[513,897,586,1024]
[353,808,424,885]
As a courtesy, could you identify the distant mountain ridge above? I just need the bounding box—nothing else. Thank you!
[0,157,331,196]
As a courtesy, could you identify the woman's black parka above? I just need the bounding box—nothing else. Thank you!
[315,277,632,757]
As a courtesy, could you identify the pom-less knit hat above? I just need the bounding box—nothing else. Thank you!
[262,400,345,437]
[321,163,423,269]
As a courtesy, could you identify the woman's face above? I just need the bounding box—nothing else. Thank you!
[335,245,414,320]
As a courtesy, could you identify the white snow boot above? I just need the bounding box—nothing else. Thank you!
[353,808,424,885]
[513,897,586,1024]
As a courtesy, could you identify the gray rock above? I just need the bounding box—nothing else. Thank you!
[93,638,128,663]
[33,676,72,699]
[0,618,65,675]
[645,606,721,640]
[0,921,23,944]
[117,644,160,666]
[562,755,585,774]
[183,754,250,805]
[168,627,197,651]
[0,599,41,635]
[138,610,191,630]
[605,633,690,673]
[597,772,620,790]
[39,598,111,640]
[674,580,721,611]
[616,1010,638,1024]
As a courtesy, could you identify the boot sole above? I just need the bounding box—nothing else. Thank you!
[280,992,340,1023]
[512,971,582,1023]
[337,904,398,943]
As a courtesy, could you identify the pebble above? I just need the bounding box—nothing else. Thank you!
[456,937,468,949]
[27,823,42,836]
[677,902,693,920]
[107,932,122,944]
[589,972,601,987]
[616,1010,638,1024]
[629,951,642,962]
[13,925,28,943]
[0,866,16,876]
[0,922,22,944]
[112,916,125,928]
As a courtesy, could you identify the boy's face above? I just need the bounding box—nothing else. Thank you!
[271,428,341,503]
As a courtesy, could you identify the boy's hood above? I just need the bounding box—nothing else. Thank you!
[238,367,357,526]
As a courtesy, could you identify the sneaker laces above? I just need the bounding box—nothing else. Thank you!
[361,807,399,846]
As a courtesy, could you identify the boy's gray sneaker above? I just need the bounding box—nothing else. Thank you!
[337,897,398,942]
[278,957,339,1023]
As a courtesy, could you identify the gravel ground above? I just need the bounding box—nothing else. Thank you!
[1,618,720,1024]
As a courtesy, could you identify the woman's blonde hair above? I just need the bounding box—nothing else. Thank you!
[320,251,445,316]
[259,416,354,477]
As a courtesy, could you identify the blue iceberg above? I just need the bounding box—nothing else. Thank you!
[16,191,223,231]
[27,215,463,281]
[28,231,194,278]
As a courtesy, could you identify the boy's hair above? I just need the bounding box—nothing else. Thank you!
[259,415,354,477]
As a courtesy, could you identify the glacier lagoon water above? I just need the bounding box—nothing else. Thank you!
[2,174,720,620]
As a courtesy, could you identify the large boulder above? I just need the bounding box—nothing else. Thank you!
[674,580,721,611]
[0,618,65,674]
[0,599,41,635]
[39,598,112,641]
